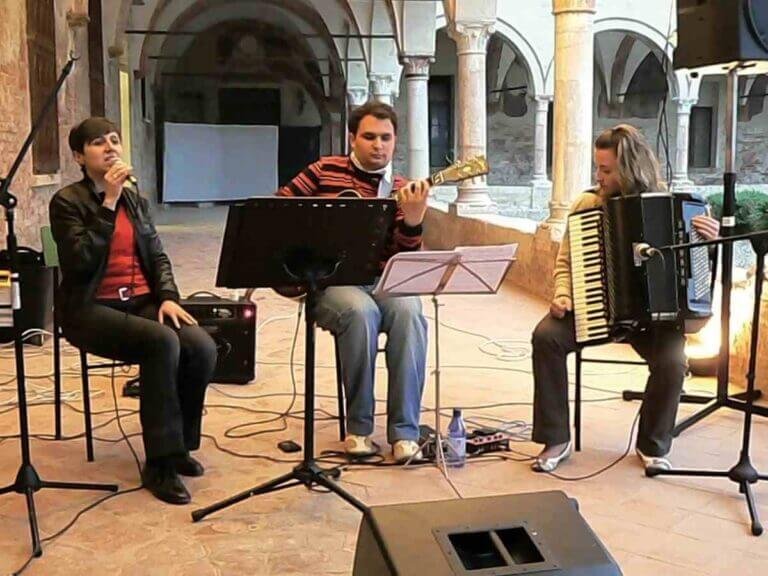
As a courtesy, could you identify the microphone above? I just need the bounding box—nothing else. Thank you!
[633,242,661,264]
[109,158,138,187]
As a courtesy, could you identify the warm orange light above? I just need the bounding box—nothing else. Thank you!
[685,270,753,360]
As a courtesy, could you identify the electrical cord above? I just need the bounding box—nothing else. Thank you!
[3,296,706,574]
[539,406,642,482]
[11,367,144,576]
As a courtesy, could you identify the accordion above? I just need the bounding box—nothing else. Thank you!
[569,192,713,344]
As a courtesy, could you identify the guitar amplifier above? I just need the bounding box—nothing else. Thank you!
[181,295,256,384]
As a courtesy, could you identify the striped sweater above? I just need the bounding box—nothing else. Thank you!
[277,155,423,269]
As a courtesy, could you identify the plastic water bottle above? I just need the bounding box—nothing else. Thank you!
[446,408,466,468]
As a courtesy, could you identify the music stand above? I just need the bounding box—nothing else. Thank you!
[372,244,518,476]
[191,196,396,522]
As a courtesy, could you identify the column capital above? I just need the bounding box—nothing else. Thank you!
[674,68,703,101]
[369,73,398,99]
[108,45,125,59]
[347,87,369,107]
[534,95,554,111]
[66,10,89,28]
[552,0,597,15]
[399,56,434,78]
[673,97,698,112]
[448,22,495,56]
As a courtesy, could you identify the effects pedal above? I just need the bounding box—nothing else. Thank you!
[466,428,510,455]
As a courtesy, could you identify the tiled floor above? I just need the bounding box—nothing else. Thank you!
[0,206,767,575]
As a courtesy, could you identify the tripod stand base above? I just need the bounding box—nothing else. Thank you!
[646,457,768,536]
[190,460,367,523]
[622,390,713,404]
[672,391,767,438]
[0,463,119,556]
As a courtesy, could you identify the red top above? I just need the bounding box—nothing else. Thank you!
[95,204,151,301]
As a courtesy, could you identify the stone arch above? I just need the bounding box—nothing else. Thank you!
[493,18,546,98]
[593,17,679,99]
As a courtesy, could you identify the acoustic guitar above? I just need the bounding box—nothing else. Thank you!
[274,155,490,299]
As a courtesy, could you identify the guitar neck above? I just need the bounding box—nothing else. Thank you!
[428,155,488,187]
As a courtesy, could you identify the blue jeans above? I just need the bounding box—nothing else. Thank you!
[314,285,428,443]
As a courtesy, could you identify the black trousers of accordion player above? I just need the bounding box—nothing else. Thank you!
[532,313,686,456]
[63,294,217,496]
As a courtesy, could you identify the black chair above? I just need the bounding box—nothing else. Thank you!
[43,226,133,462]
[572,343,714,452]
[332,333,386,441]
[573,347,648,452]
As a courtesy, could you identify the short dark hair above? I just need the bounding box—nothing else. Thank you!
[347,101,398,135]
[68,117,120,154]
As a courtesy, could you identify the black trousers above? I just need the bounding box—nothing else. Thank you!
[531,313,687,456]
[63,295,218,461]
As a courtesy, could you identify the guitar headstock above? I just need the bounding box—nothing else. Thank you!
[430,155,489,186]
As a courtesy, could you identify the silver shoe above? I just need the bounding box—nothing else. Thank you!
[531,441,572,473]
[636,448,671,472]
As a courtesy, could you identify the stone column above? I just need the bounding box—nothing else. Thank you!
[549,0,596,223]
[448,22,496,214]
[671,97,696,192]
[532,95,553,206]
[369,73,397,105]
[400,56,432,179]
[329,111,344,156]
[105,44,124,123]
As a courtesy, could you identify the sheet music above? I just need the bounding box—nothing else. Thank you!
[373,244,518,296]
[373,251,458,295]
[448,244,519,293]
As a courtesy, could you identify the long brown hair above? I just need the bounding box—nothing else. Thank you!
[594,124,666,195]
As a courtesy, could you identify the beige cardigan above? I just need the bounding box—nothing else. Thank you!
[553,189,604,300]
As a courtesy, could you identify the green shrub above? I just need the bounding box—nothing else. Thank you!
[706,189,768,234]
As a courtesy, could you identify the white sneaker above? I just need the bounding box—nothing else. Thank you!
[393,440,422,463]
[636,448,671,472]
[531,441,572,473]
[344,434,377,457]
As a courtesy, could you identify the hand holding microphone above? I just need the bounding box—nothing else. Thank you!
[103,158,134,210]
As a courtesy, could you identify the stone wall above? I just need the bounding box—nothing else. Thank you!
[0,3,33,244]
[487,107,535,186]
[423,205,561,300]
[0,1,92,250]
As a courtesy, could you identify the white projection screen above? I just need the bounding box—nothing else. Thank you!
[163,123,278,202]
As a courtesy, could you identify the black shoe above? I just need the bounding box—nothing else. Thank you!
[142,463,191,505]
[173,454,205,477]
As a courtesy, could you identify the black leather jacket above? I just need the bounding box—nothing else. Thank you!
[49,178,179,324]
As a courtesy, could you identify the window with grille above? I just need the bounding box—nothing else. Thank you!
[689,106,714,169]
[89,0,105,117]
[26,0,60,175]
[428,76,453,170]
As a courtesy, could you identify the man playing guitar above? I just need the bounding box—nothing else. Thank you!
[277,101,430,462]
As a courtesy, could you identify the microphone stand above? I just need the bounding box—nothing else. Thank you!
[672,66,759,437]
[0,54,118,558]
[191,247,367,522]
[647,230,768,536]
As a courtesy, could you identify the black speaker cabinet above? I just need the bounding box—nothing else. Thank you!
[180,296,256,384]
[675,0,768,69]
[354,491,621,576]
